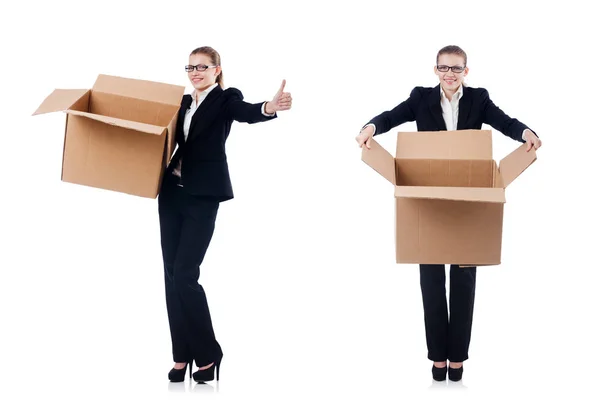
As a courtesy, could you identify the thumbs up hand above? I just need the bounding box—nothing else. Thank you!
[265,80,292,114]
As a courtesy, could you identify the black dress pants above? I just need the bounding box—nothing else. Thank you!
[158,174,222,367]
[419,264,477,362]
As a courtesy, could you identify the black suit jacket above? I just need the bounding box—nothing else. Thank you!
[366,84,536,141]
[166,85,277,202]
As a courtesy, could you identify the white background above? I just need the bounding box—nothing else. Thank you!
[1,0,599,412]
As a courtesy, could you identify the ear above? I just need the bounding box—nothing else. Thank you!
[433,65,438,75]
[215,66,222,77]
[464,66,469,76]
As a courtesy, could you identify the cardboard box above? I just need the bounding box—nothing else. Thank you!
[32,74,185,198]
[361,129,537,266]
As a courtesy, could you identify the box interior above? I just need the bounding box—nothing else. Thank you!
[395,158,503,189]
[71,91,179,127]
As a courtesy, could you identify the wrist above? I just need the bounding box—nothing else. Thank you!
[265,101,275,114]
[362,124,375,136]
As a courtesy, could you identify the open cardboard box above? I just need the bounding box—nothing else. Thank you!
[32,74,185,198]
[361,129,537,266]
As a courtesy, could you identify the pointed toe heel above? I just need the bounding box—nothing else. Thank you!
[168,360,193,382]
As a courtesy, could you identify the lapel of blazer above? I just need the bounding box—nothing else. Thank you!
[176,95,193,148]
[186,85,223,145]
[429,84,447,131]
[457,85,472,130]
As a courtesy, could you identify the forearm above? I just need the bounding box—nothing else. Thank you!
[481,89,534,143]
[364,87,419,136]
[230,101,277,123]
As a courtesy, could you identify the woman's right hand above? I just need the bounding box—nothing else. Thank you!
[356,124,375,149]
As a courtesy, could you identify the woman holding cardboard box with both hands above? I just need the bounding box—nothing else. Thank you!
[355,45,541,382]
[160,46,292,383]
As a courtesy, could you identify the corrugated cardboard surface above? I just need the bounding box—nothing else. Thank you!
[33,74,186,198]
[499,143,537,187]
[63,115,166,198]
[395,198,504,265]
[32,89,90,115]
[65,110,165,135]
[87,91,180,170]
[360,129,537,266]
[90,91,179,127]
[164,114,179,168]
[92,74,184,106]
[396,130,493,160]
[361,137,396,185]
[395,186,506,203]
[396,159,495,187]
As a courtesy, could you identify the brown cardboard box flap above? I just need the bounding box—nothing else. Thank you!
[499,143,537,187]
[394,186,506,203]
[92,74,185,106]
[65,110,165,136]
[396,130,493,160]
[32,89,89,116]
[361,138,396,185]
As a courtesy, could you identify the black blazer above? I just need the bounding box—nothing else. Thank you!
[366,84,536,141]
[167,85,277,202]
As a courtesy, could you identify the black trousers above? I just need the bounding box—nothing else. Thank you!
[419,264,477,362]
[158,174,222,367]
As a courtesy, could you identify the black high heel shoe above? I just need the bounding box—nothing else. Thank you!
[168,360,193,382]
[432,364,447,381]
[192,355,222,383]
[448,365,463,382]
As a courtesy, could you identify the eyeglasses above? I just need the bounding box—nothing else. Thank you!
[185,64,218,72]
[436,65,465,73]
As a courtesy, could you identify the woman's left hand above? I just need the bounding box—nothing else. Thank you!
[524,129,542,152]
[265,80,292,114]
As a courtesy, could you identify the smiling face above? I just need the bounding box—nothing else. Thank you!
[434,53,469,95]
[187,53,221,92]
